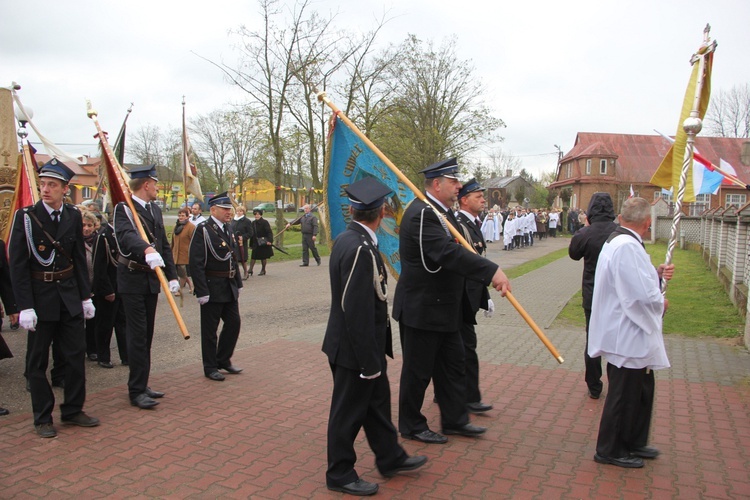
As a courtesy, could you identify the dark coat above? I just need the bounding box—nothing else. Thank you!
[92,223,119,297]
[456,211,491,316]
[392,197,498,333]
[230,216,253,262]
[8,202,90,321]
[113,199,177,294]
[568,192,617,311]
[0,239,17,359]
[189,218,242,302]
[322,222,391,376]
[250,217,274,260]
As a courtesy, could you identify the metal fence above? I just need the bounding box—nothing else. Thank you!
[651,199,750,349]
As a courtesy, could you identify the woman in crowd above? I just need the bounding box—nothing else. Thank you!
[231,206,253,279]
[172,207,196,295]
[82,211,100,361]
[250,209,274,276]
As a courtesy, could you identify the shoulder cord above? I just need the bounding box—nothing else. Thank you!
[202,226,233,263]
[419,207,447,274]
[113,204,156,258]
[103,235,119,266]
[341,245,387,313]
[24,213,55,266]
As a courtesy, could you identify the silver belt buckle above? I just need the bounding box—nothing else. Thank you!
[43,271,54,282]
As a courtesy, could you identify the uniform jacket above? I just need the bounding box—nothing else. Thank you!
[392,197,498,333]
[92,223,119,297]
[568,192,617,311]
[171,221,196,265]
[456,211,491,315]
[322,222,391,376]
[8,202,90,320]
[189,218,242,302]
[113,199,178,294]
[230,216,253,254]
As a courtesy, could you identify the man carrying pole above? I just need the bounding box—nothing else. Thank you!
[113,165,180,409]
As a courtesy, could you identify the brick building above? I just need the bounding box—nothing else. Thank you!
[548,132,750,215]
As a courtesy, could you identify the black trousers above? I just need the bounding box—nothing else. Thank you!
[26,309,86,425]
[460,320,481,404]
[95,294,128,363]
[301,233,320,265]
[120,293,158,400]
[326,363,406,487]
[584,308,603,396]
[200,300,241,374]
[596,363,655,458]
[85,314,97,357]
[398,323,468,435]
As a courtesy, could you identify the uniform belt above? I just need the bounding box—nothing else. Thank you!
[205,270,236,279]
[31,266,74,282]
[116,255,154,273]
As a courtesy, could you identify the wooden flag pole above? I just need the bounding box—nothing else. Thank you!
[317,91,563,364]
[87,101,190,340]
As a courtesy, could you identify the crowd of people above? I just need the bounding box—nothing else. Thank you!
[480,207,566,250]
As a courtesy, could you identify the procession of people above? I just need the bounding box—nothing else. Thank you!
[0,155,679,497]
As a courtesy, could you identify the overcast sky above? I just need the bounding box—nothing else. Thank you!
[2,0,749,179]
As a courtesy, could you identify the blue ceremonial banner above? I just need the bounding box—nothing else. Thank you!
[324,115,414,279]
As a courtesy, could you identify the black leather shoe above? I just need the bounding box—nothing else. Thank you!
[380,455,428,477]
[88,353,98,361]
[316,260,321,266]
[0,407,9,416]
[98,361,114,369]
[121,360,129,366]
[145,387,165,399]
[219,365,243,374]
[299,264,309,267]
[631,446,660,459]
[206,371,226,381]
[588,390,601,399]
[467,401,493,413]
[442,423,486,437]
[327,478,378,496]
[131,393,159,409]
[594,453,644,468]
[401,429,447,444]
[35,423,57,438]
[61,411,100,427]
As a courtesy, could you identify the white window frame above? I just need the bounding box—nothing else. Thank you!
[689,193,710,216]
[82,187,92,199]
[725,193,746,207]
[599,159,607,175]
[586,159,591,175]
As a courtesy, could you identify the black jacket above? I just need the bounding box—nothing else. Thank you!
[322,222,391,376]
[189,218,243,302]
[392,197,498,333]
[93,223,119,297]
[568,192,617,311]
[456,211,491,316]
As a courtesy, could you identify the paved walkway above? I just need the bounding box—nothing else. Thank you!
[1,236,749,498]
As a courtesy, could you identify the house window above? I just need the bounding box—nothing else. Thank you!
[726,194,746,207]
[599,159,607,175]
[654,190,673,202]
[689,193,710,216]
[82,187,92,199]
[566,164,571,178]
[586,159,591,175]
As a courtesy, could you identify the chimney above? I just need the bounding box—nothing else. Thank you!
[741,141,750,166]
[506,169,512,177]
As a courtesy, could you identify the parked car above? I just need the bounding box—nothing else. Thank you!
[154,200,169,212]
[284,203,296,212]
[253,202,277,213]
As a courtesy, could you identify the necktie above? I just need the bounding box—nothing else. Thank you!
[223,224,230,237]
[146,203,153,216]
[475,218,482,227]
[51,210,60,228]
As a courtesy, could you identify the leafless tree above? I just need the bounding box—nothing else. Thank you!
[190,110,233,192]
[705,83,750,138]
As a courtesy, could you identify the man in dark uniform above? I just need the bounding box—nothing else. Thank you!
[568,192,617,399]
[9,159,99,437]
[93,216,128,368]
[455,178,494,414]
[286,204,321,266]
[189,192,243,382]
[324,178,427,496]
[393,158,510,444]
[114,165,180,409]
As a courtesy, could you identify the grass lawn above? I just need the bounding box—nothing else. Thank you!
[550,242,744,338]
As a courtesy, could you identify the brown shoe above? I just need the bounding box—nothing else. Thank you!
[61,411,100,427]
[35,422,57,438]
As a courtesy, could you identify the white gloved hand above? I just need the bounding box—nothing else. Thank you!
[483,298,495,318]
[82,299,96,320]
[145,252,165,270]
[20,309,37,331]
[168,280,180,294]
[197,296,210,305]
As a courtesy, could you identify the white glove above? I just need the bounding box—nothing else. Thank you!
[197,296,210,305]
[360,371,382,380]
[145,252,165,270]
[483,298,495,318]
[20,308,37,331]
[82,299,96,320]
[168,280,180,294]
